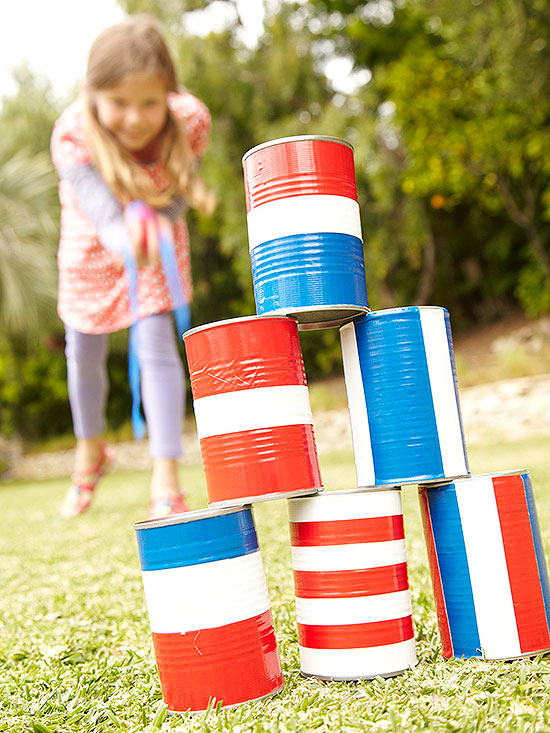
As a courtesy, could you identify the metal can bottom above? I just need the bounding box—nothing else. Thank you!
[447,647,550,662]
[300,666,413,682]
[367,472,470,488]
[209,486,323,509]
[167,683,286,715]
[259,304,369,330]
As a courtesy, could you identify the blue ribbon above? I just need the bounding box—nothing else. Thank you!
[124,202,189,440]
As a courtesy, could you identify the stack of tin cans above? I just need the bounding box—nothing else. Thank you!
[134,135,550,715]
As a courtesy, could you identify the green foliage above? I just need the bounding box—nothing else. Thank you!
[2,1,550,440]
[0,338,70,439]
[0,64,60,162]
[304,0,550,317]
[0,150,59,339]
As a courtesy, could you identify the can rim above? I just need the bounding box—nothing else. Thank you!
[360,306,449,320]
[259,304,370,331]
[183,314,298,340]
[419,469,529,488]
[242,135,354,164]
[288,486,402,501]
[134,504,250,531]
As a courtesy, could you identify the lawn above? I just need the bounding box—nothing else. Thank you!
[1,435,549,732]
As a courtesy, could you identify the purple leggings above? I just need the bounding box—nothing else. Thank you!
[64,312,185,458]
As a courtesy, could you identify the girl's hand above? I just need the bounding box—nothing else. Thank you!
[124,201,173,268]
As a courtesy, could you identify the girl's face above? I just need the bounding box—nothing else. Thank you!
[94,72,169,152]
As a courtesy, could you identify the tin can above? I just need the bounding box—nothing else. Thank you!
[242,136,369,329]
[134,506,284,713]
[419,471,550,660]
[288,488,417,679]
[183,315,323,505]
[340,306,469,486]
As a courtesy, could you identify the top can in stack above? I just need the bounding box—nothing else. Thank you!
[242,136,369,329]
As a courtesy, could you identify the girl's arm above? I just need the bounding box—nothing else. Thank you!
[61,162,184,260]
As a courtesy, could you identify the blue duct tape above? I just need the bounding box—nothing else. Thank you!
[355,308,444,483]
[251,231,368,314]
[136,506,259,570]
[522,471,550,632]
[427,485,481,657]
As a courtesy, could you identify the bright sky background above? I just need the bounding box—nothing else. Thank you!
[0,0,363,103]
[0,0,125,99]
[0,0,267,101]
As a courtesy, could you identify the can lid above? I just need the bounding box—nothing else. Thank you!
[288,486,402,501]
[242,135,354,164]
[419,469,529,488]
[134,503,250,531]
[183,313,298,340]
[363,306,449,320]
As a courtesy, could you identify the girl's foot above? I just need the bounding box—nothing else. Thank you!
[148,493,190,520]
[60,442,114,519]
[149,457,188,519]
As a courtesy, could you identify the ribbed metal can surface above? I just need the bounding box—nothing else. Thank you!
[242,136,368,329]
[134,506,284,712]
[183,315,323,505]
[419,471,550,660]
[287,488,417,680]
[340,306,470,486]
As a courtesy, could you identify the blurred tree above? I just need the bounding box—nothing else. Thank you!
[0,67,60,338]
[0,64,61,161]
[303,0,550,318]
[0,150,58,338]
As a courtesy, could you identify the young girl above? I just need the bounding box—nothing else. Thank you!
[50,15,215,519]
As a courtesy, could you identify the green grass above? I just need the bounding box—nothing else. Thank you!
[1,437,549,732]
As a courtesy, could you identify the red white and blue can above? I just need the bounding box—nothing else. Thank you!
[242,135,369,329]
[183,315,323,505]
[288,488,417,679]
[134,506,284,712]
[340,306,469,486]
[419,471,550,660]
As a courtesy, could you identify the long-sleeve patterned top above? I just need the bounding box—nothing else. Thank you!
[50,92,210,334]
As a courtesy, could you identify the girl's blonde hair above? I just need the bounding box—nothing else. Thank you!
[82,15,214,214]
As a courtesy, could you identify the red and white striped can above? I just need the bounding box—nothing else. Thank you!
[288,488,417,679]
[183,315,323,505]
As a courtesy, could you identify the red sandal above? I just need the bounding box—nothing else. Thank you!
[148,493,190,520]
[60,442,114,518]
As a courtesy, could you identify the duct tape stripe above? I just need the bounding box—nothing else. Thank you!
[289,515,404,547]
[293,562,409,599]
[291,539,407,572]
[247,195,362,251]
[141,550,270,634]
[297,615,414,650]
[152,609,283,712]
[298,638,417,678]
[426,485,480,657]
[418,488,453,657]
[193,385,313,439]
[339,321,375,487]
[420,308,469,478]
[288,489,401,523]
[295,589,412,626]
[523,472,550,632]
[493,474,550,653]
[455,476,521,659]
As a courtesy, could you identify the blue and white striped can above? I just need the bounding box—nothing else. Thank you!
[340,306,469,486]
[135,506,284,713]
[243,136,369,329]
